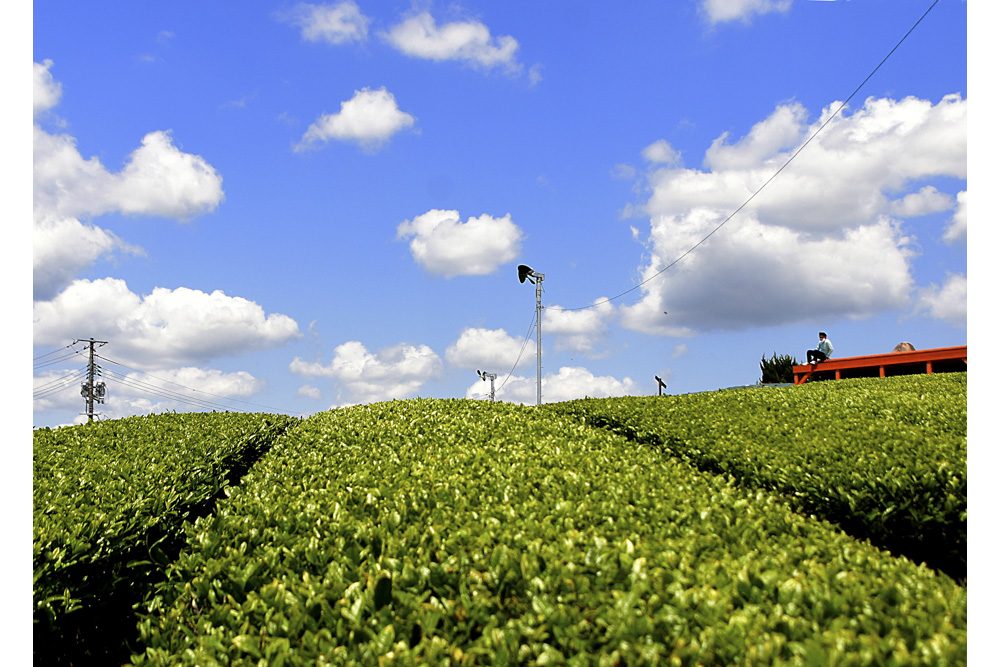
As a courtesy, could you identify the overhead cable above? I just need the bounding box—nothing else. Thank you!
[33,369,90,401]
[33,344,76,362]
[551,0,941,313]
[496,310,537,394]
[96,354,305,416]
[100,368,246,413]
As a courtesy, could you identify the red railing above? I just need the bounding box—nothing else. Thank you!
[792,345,967,385]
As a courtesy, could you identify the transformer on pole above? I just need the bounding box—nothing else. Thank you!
[74,337,108,422]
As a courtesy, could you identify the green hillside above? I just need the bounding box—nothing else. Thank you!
[33,373,967,666]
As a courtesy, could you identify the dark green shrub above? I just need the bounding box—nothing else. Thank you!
[760,352,799,383]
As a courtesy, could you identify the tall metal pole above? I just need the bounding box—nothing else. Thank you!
[516,265,544,407]
[535,273,544,406]
[477,370,497,401]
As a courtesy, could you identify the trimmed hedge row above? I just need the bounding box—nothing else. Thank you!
[33,411,299,658]
[131,399,966,666]
[543,373,967,581]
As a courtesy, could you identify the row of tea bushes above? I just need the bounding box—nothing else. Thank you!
[132,399,966,666]
[33,412,299,630]
[544,374,967,581]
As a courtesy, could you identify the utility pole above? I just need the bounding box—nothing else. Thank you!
[517,265,545,406]
[75,338,107,422]
[535,273,543,406]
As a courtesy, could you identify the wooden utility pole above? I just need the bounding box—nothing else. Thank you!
[75,338,107,422]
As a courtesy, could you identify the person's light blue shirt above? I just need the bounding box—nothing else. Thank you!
[817,338,833,358]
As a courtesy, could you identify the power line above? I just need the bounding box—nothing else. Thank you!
[496,310,537,394]
[32,369,89,401]
[33,344,76,362]
[550,0,941,313]
[33,368,88,394]
[100,368,245,413]
[33,351,83,369]
[96,354,305,416]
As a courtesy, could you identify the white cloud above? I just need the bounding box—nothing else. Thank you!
[33,63,226,294]
[396,209,523,277]
[612,164,637,181]
[33,59,62,116]
[642,139,682,166]
[136,367,266,397]
[297,384,323,399]
[545,299,616,355]
[284,1,371,44]
[888,185,954,218]
[943,190,967,243]
[290,341,443,404]
[701,0,793,24]
[32,278,301,368]
[624,215,916,335]
[528,63,543,86]
[34,126,225,220]
[704,103,808,171]
[383,12,521,73]
[467,366,639,404]
[296,87,416,152]
[913,273,967,327]
[445,327,531,371]
[33,364,267,422]
[625,94,966,334]
[32,213,145,301]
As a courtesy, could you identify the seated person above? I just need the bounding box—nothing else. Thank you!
[807,332,834,365]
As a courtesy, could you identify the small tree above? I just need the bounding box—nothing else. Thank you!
[760,352,799,384]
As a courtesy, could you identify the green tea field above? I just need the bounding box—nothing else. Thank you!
[33,373,967,666]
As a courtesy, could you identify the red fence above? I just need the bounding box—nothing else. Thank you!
[792,345,967,386]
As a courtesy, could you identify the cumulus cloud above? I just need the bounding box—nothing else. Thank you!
[290,341,443,404]
[704,103,808,172]
[282,1,371,44]
[383,12,521,73]
[396,209,523,277]
[625,94,966,334]
[135,367,266,398]
[943,190,967,244]
[34,126,225,221]
[33,59,62,116]
[701,0,793,24]
[297,384,323,400]
[888,185,954,218]
[642,139,682,166]
[296,87,416,152]
[33,364,267,424]
[33,61,226,295]
[445,327,531,370]
[545,299,616,356]
[913,273,966,327]
[466,366,639,404]
[33,278,301,368]
[32,213,145,301]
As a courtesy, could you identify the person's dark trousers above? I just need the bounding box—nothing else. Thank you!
[807,350,828,364]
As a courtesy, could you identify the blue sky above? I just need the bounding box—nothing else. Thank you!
[30,0,969,427]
